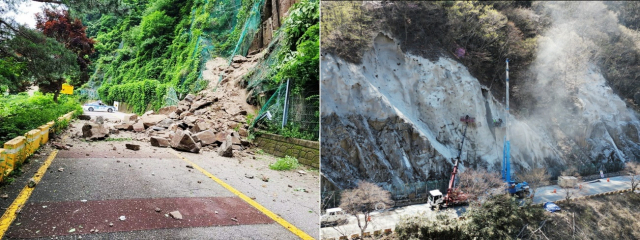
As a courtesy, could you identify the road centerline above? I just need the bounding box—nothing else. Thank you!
[0,149,58,238]
[170,151,315,240]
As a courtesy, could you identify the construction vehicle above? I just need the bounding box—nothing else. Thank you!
[502,59,530,198]
[428,115,472,209]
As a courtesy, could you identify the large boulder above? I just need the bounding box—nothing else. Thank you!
[170,131,200,153]
[217,134,233,157]
[195,130,216,146]
[141,114,168,128]
[214,131,228,144]
[81,123,109,140]
[150,137,171,148]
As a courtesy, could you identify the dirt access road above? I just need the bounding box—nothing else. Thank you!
[0,116,319,239]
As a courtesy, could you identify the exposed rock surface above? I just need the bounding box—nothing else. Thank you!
[321,34,640,191]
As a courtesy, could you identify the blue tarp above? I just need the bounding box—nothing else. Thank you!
[544,202,561,212]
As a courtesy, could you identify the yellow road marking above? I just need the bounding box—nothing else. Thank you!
[171,151,315,240]
[0,149,58,238]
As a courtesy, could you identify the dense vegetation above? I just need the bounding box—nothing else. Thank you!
[86,0,264,114]
[395,192,640,239]
[0,93,82,145]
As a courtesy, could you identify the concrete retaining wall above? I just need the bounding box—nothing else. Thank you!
[0,111,74,182]
[253,133,319,168]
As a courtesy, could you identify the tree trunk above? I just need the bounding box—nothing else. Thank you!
[53,90,60,103]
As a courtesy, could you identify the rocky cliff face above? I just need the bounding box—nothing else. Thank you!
[321,33,640,191]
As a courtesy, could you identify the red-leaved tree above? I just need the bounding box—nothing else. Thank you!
[35,9,95,101]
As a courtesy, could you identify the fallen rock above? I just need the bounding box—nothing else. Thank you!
[169,211,183,220]
[82,123,109,140]
[53,143,70,150]
[193,121,209,133]
[157,106,177,115]
[189,99,216,112]
[58,168,64,172]
[114,123,133,131]
[133,122,145,132]
[124,114,138,123]
[156,118,174,128]
[214,131,228,144]
[170,132,200,153]
[179,111,193,119]
[217,134,233,157]
[195,130,216,146]
[184,94,196,102]
[238,128,248,137]
[232,55,248,63]
[125,144,140,151]
[244,174,254,179]
[78,115,91,120]
[28,178,36,188]
[96,116,105,124]
[150,137,170,148]
[141,114,168,128]
[155,207,161,212]
[230,131,242,145]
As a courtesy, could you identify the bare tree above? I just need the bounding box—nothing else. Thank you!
[626,161,640,192]
[561,183,587,205]
[339,181,393,237]
[517,167,550,200]
[458,168,504,204]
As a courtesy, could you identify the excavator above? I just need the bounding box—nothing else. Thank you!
[428,115,472,209]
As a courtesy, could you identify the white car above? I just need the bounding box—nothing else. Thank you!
[83,101,116,113]
[321,208,348,227]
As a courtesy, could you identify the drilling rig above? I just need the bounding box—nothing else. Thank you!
[502,58,530,198]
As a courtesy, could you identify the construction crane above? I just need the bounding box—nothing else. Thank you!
[502,58,530,198]
[428,116,472,209]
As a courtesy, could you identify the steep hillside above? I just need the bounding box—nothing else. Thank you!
[79,0,318,120]
[321,1,640,190]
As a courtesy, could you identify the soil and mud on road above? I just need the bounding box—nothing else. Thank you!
[0,53,320,239]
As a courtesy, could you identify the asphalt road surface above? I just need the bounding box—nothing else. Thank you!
[0,117,319,239]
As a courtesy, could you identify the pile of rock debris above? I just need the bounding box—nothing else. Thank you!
[78,93,251,157]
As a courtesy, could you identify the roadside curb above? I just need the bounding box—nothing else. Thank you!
[0,111,75,182]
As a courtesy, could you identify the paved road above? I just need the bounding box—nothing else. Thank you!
[0,118,319,239]
[321,175,637,239]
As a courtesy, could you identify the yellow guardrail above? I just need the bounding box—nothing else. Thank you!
[0,111,74,182]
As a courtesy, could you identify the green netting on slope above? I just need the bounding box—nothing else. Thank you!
[250,82,287,132]
[213,0,265,92]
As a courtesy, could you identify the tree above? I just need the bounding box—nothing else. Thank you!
[626,161,640,192]
[338,181,393,237]
[35,8,95,99]
[458,168,504,204]
[517,167,550,200]
[5,26,78,101]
